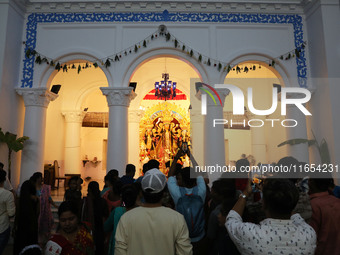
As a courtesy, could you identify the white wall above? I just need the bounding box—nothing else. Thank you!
[0,1,25,187]
[266,108,288,164]
[81,127,107,181]
[319,4,340,169]
[224,129,252,162]
[305,0,340,171]
[31,21,299,88]
[3,3,339,184]
[33,19,302,178]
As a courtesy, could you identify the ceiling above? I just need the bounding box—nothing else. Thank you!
[14,0,313,14]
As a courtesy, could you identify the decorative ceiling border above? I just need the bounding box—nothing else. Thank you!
[21,1,305,14]
[21,10,306,88]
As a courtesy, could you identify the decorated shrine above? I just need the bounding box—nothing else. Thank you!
[139,102,190,174]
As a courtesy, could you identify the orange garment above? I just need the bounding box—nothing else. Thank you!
[102,190,121,212]
[309,191,340,255]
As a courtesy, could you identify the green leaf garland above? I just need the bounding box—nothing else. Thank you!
[22,30,306,75]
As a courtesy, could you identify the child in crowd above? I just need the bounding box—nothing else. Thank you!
[64,176,82,202]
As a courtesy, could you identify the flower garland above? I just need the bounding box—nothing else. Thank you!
[24,25,306,74]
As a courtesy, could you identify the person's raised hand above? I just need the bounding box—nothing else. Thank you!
[243,178,253,197]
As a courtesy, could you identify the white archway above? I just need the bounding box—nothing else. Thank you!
[121,51,205,173]
[121,47,209,88]
[44,59,109,180]
[38,51,113,90]
[221,55,309,165]
[218,52,291,87]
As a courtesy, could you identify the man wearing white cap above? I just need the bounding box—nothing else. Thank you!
[115,168,193,255]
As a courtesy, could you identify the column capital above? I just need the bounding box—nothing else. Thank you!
[16,88,58,108]
[62,110,86,123]
[128,109,144,123]
[196,87,229,107]
[100,87,137,107]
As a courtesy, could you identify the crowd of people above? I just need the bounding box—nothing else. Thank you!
[0,152,340,255]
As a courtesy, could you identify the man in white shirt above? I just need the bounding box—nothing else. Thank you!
[0,169,15,254]
[0,162,13,192]
[226,178,316,255]
[115,168,193,255]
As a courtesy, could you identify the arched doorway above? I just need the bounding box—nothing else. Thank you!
[44,60,109,182]
[128,57,201,175]
[223,60,287,165]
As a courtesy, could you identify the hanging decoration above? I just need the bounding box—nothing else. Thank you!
[23,25,306,75]
[144,88,187,100]
[155,73,177,101]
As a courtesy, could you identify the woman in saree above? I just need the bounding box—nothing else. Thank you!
[30,172,58,245]
[45,201,95,255]
[104,184,138,255]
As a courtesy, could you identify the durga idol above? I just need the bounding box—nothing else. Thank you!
[156,112,177,162]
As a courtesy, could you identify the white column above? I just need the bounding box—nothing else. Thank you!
[286,97,309,163]
[197,88,229,181]
[190,111,204,167]
[249,115,267,164]
[101,87,136,176]
[62,111,86,174]
[128,109,144,175]
[16,88,58,184]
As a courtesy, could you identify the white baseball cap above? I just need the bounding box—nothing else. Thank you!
[141,168,167,193]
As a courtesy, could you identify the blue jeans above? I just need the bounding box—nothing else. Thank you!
[0,227,10,255]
